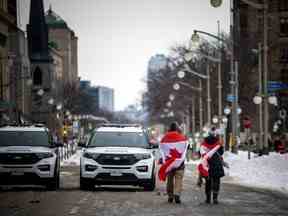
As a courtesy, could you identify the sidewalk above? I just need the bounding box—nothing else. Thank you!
[185,151,288,195]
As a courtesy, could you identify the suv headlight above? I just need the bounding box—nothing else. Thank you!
[135,153,151,160]
[36,152,54,159]
[83,152,100,160]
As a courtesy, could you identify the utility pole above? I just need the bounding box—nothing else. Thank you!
[199,79,203,130]
[263,0,269,154]
[217,20,223,119]
[206,64,211,125]
[191,97,196,135]
[258,42,263,153]
[229,0,236,152]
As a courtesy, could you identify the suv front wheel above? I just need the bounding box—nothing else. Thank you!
[143,167,156,191]
[46,163,60,190]
[80,176,94,190]
[46,171,60,190]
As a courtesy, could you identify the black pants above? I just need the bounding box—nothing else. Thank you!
[205,176,220,195]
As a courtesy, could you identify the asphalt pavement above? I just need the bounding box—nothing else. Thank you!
[0,164,287,216]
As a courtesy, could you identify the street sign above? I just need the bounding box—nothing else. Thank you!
[267,81,288,92]
[226,94,236,102]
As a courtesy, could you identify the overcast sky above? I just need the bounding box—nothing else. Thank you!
[19,0,230,111]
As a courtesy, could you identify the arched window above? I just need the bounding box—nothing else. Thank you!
[33,67,42,85]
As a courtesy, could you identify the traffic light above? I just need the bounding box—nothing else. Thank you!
[62,125,68,137]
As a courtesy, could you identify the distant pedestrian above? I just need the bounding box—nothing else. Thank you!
[274,136,285,154]
[198,128,224,204]
[158,122,188,204]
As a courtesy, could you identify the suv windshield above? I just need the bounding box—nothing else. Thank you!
[0,131,51,147]
[88,131,149,148]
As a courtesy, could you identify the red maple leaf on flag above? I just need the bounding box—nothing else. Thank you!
[169,148,181,159]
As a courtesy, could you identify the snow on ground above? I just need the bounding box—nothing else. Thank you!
[223,151,288,193]
[186,151,288,193]
[61,150,81,166]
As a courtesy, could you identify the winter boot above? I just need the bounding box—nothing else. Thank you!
[168,196,173,203]
[213,192,218,204]
[197,175,203,187]
[205,193,211,204]
[174,195,181,204]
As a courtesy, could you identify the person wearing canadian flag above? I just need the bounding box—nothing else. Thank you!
[158,122,188,204]
[198,127,225,204]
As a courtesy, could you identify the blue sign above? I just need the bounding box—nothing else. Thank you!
[267,81,288,92]
[226,94,236,102]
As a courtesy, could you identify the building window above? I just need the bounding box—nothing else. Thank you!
[33,67,42,85]
[0,0,7,11]
[280,17,288,36]
[281,69,288,82]
[279,0,288,11]
[280,47,288,63]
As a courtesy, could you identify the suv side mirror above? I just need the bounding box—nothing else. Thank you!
[149,139,159,149]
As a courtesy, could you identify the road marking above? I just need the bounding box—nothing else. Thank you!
[69,206,80,215]
[60,171,73,176]
[77,195,89,205]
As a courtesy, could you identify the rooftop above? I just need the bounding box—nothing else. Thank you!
[45,6,68,29]
[96,124,144,133]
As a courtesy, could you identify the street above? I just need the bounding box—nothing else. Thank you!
[0,164,287,216]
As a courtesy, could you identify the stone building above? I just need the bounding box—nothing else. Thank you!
[0,0,14,116]
[0,0,31,123]
[27,0,64,130]
[45,7,78,86]
[9,28,31,121]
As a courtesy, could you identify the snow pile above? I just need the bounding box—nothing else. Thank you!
[61,150,81,166]
[224,151,288,193]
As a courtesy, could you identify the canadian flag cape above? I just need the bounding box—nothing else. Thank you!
[158,131,188,181]
[197,142,221,177]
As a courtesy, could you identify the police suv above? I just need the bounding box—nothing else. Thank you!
[79,124,157,191]
[0,125,62,190]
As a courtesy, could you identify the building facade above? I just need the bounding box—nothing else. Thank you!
[80,81,114,113]
[95,86,114,112]
[238,0,288,131]
[0,0,31,123]
[9,28,31,120]
[45,8,78,86]
[27,0,64,130]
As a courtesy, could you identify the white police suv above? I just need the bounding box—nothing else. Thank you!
[0,125,62,190]
[79,124,157,191]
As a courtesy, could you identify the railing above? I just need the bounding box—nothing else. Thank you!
[59,139,78,161]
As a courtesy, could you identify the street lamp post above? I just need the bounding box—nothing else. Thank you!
[170,92,196,135]
[206,64,211,125]
[176,66,207,131]
[217,20,223,119]
[199,79,203,130]
[190,28,223,127]
[175,73,204,131]
[262,0,269,154]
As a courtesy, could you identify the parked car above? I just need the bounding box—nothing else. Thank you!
[0,125,62,190]
[79,124,157,191]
